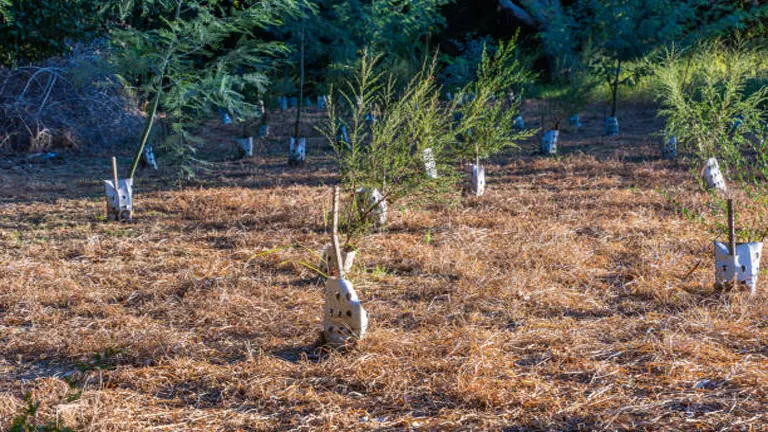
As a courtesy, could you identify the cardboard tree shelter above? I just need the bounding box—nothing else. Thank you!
[422,148,438,179]
[289,137,306,166]
[467,164,486,197]
[569,114,582,129]
[141,144,158,170]
[541,130,559,155]
[323,187,368,348]
[104,157,133,222]
[714,199,763,294]
[662,135,678,160]
[237,137,254,158]
[702,158,727,193]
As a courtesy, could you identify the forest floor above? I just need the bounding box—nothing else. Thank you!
[1,104,766,431]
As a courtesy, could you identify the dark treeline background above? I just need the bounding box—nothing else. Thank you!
[0,0,765,155]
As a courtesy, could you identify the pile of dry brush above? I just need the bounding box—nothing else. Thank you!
[0,42,141,154]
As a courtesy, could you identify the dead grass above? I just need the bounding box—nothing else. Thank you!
[1,104,766,431]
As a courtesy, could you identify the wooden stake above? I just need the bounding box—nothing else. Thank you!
[728,199,736,257]
[331,186,344,279]
[728,198,737,287]
[112,156,119,190]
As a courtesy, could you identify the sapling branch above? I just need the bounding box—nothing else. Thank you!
[332,186,344,279]
[128,89,161,180]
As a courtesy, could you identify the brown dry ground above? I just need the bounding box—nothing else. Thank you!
[1,105,766,431]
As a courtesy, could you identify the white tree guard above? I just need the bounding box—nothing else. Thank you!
[714,241,763,293]
[467,164,486,196]
[237,137,254,158]
[662,135,678,160]
[289,137,306,165]
[422,148,438,179]
[337,125,350,145]
[221,112,232,125]
[321,245,356,276]
[541,130,559,155]
[446,92,454,101]
[317,96,327,110]
[258,125,270,138]
[702,158,727,192]
[323,278,368,348]
[142,145,158,170]
[513,115,525,130]
[278,97,288,112]
[257,99,265,117]
[104,178,133,222]
[605,117,619,136]
[456,92,466,106]
[356,188,388,226]
[569,114,582,129]
[288,97,298,108]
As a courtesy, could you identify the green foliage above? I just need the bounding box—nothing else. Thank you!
[663,181,768,243]
[10,394,74,432]
[453,38,535,162]
[686,0,768,40]
[539,47,601,127]
[652,40,768,177]
[273,0,453,93]
[572,0,693,116]
[321,52,458,247]
[0,0,103,67]
[437,34,496,93]
[108,0,306,178]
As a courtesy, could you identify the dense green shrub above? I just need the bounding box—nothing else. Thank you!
[0,0,103,67]
[653,40,768,178]
[271,0,453,95]
[108,0,307,179]
[453,38,535,164]
[321,53,458,248]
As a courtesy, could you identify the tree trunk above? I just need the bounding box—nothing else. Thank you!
[611,59,620,117]
[293,25,305,141]
[129,87,161,180]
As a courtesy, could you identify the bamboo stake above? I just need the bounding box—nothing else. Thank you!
[112,156,119,191]
[728,199,736,257]
[332,186,345,279]
[128,89,161,180]
[728,198,736,287]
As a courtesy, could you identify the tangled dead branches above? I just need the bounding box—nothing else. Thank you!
[0,42,141,154]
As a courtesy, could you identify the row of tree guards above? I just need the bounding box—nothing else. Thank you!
[102,154,760,351]
[101,45,758,348]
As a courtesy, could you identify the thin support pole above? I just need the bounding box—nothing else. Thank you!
[727,199,736,286]
[129,90,161,180]
[112,156,119,189]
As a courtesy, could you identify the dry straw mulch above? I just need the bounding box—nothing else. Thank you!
[1,106,766,431]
